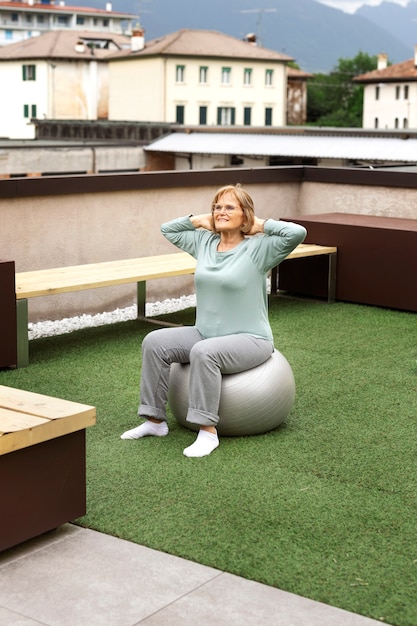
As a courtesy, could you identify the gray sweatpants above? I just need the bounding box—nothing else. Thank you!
[138,326,274,427]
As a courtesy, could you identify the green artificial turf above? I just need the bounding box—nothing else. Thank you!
[1,298,417,626]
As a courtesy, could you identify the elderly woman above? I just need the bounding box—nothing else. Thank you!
[121,184,306,457]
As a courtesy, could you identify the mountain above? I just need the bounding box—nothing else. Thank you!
[356,0,417,56]
[80,0,410,72]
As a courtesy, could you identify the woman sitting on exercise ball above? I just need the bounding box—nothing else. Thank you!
[121,183,306,457]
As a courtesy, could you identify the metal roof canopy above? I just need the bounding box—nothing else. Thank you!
[145,132,417,163]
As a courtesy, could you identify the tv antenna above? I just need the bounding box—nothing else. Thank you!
[239,7,277,46]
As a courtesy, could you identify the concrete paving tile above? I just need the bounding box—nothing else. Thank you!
[0,527,221,626]
[0,524,83,568]
[139,571,390,626]
[0,607,42,625]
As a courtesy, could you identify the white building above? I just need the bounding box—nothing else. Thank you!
[354,47,417,130]
[108,29,293,128]
[0,0,135,47]
[0,30,130,139]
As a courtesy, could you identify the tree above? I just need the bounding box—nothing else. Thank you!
[307,51,379,127]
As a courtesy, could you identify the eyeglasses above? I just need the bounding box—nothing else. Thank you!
[212,204,241,214]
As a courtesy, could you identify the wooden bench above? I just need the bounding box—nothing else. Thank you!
[15,252,197,367]
[0,385,96,552]
[15,245,337,367]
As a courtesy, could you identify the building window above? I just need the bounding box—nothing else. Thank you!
[404,118,408,129]
[265,69,273,86]
[22,64,36,81]
[23,104,37,118]
[103,19,109,26]
[404,85,409,99]
[11,13,18,22]
[77,16,85,25]
[25,14,33,24]
[221,67,231,85]
[176,105,184,124]
[37,15,44,24]
[5,30,13,40]
[375,86,379,100]
[57,16,69,25]
[199,106,207,125]
[243,68,252,85]
[265,107,273,126]
[395,86,400,99]
[374,117,379,129]
[217,107,235,125]
[243,107,251,126]
[176,65,185,83]
[199,66,208,83]
[395,118,399,128]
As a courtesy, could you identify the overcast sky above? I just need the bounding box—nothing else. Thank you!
[317,0,409,13]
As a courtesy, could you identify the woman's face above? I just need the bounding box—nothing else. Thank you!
[212,191,245,234]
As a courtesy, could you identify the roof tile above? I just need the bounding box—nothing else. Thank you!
[109,29,293,62]
[354,58,417,83]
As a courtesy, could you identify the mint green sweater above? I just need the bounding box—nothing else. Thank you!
[161,216,306,344]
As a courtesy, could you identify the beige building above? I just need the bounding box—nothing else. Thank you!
[108,29,293,128]
[0,0,134,46]
[0,29,130,139]
[354,47,417,130]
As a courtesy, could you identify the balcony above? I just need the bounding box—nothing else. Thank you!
[0,165,416,626]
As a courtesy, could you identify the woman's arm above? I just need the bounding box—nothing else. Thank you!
[248,218,307,272]
[160,214,214,257]
[247,216,266,235]
[189,213,214,231]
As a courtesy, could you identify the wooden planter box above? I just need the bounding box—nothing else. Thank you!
[0,386,96,552]
[279,213,417,312]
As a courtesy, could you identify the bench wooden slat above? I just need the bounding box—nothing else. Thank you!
[0,385,96,421]
[0,407,50,433]
[15,252,197,299]
[288,243,337,258]
[0,385,96,455]
[0,413,96,455]
[15,246,336,300]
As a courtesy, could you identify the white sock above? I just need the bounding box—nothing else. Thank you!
[183,429,219,458]
[120,420,168,440]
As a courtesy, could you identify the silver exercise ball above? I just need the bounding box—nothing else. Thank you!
[168,350,295,436]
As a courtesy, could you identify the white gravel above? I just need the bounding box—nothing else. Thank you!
[28,294,196,340]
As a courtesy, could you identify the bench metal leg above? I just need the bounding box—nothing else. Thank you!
[327,252,337,303]
[137,281,146,318]
[16,299,29,368]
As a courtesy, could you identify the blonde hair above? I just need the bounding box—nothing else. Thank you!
[211,183,255,235]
